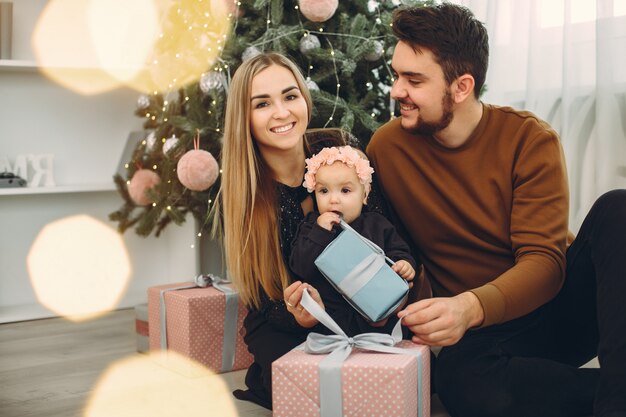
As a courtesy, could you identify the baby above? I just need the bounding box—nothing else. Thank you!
[289,146,416,333]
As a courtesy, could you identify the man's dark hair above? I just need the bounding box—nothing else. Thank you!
[392,3,489,98]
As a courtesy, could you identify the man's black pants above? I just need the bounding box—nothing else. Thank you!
[435,190,626,417]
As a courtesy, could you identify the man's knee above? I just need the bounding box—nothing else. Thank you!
[435,355,516,417]
[591,189,626,221]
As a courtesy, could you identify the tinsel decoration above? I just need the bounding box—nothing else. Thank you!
[299,33,321,54]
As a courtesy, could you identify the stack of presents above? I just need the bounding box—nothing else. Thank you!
[134,274,431,417]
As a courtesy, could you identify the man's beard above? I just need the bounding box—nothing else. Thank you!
[403,88,454,136]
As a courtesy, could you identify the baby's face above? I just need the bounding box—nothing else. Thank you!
[314,162,368,224]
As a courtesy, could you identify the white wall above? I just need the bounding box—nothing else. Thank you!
[0,0,201,322]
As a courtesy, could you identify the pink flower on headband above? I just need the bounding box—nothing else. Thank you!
[302,146,375,192]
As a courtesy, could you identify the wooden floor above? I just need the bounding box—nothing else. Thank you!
[0,308,271,417]
[0,309,128,416]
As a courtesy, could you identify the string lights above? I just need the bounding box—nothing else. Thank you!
[236,2,396,126]
[113,0,409,239]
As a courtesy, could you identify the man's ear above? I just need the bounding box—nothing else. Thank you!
[452,74,475,103]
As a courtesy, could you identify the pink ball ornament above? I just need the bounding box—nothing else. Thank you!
[128,169,161,206]
[298,0,338,22]
[177,149,219,191]
[222,0,241,16]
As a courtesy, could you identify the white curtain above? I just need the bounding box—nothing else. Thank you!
[449,0,626,232]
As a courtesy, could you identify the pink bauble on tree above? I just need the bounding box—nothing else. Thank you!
[298,0,338,22]
[176,133,219,191]
[128,169,161,206]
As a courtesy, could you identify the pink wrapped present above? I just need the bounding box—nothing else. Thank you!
[134,303,149,353]
[272,289,430,417]
[273,341,429,417]
[148,275,253,373]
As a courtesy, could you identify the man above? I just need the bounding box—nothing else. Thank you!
[367,3,626,417]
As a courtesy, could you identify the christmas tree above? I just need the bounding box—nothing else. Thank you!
[109,0,431,237]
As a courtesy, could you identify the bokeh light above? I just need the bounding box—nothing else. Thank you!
[85,351,239,417]
[86,0,159,84]
[32,0,232,95]
[27,215,131,322]
[31,0,123,95]
[126,0,232,94]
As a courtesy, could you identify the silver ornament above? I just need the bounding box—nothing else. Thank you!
[136,94,150,110]
[199,71,226,94]
[299,34,321,54]
[364,41,384,62]
[242,46,261,61]
[162,135,179,155]
[145,131,157,151]
[305,78,320,91]
[367,0,379,13]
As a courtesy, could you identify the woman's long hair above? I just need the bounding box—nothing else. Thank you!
[216,52,313,309]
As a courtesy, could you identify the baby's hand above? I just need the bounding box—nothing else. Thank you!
[392,260,416,288]
[317,211,341,231]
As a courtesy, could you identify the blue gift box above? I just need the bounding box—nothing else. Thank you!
[314,220,409,322]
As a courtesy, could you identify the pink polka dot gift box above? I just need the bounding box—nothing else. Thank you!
[148,278,253,373]
[272,340,430,417]
[272,289,430,417]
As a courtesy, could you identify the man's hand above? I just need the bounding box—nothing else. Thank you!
[283,281,325,328]
[399,291,484,346]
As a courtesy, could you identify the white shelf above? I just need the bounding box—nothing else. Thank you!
[0,183,117,196]
[0,59,39,71]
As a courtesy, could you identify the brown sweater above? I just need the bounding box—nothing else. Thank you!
[367,104,570,327]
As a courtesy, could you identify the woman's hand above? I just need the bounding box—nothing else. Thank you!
[392,260,416,288]
[283,281,325,328]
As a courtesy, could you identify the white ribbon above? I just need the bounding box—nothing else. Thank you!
[299,288,425,417]
[159,273,239,372]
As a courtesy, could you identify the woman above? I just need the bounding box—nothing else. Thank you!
[218,52,395,409]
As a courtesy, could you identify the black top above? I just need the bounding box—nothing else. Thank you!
[289,211,416,335]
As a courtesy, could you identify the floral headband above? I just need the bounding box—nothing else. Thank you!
[302,146,375,193]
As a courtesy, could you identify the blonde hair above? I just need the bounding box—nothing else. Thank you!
[217,52,313,309]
